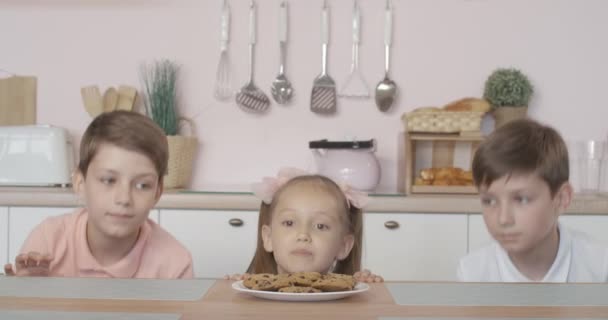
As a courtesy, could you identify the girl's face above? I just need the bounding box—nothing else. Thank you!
[73,143,162,243]
[261,182,355,274]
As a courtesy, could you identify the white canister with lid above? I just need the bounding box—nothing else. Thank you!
[309,139,381,191]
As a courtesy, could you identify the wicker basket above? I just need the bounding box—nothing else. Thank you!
[164,135,198,189]
[403,110,484,133]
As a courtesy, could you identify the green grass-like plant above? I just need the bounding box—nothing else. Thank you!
[141,60,179,136]
[483,68,533,108]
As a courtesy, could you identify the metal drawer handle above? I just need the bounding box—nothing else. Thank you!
[384,220,400,229]
[228,218,244,227]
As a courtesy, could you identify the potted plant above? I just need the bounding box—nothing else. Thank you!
[141,59,198,189]
[483,67,534,128]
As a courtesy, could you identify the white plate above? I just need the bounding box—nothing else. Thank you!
[231,280,369,302]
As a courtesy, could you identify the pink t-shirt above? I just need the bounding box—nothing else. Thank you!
[19,208,194,279]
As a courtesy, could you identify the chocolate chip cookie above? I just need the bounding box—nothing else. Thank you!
[278,286,322,293]
[243,273,276,291]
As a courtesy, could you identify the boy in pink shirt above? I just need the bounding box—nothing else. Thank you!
[4,111,193,279]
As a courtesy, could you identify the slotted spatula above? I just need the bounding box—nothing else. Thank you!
[310,0,336,115]
[235,0,270,114]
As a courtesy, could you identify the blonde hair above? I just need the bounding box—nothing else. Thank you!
[78,110,168,180]
[472,118,569,196]
[247,175,363,275]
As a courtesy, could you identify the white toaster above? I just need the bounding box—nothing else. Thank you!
[0,125,74,187]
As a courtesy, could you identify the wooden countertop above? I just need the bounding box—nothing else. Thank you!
[1,280,608,319]
[1,187,608,214]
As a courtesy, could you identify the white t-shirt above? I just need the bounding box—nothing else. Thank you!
[457,223,608,282]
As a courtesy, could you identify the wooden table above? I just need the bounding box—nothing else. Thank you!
[1,280,608,319]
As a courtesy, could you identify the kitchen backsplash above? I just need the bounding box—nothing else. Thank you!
[1,0,607,192]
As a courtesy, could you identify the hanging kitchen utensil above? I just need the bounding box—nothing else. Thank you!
[235,0,270,114]
[0,75,37,125]
[339,0,370,98]
[81,85,104,118]
[310,0,337,115]
[103,87,118,113]
[214,0,233,101]
[375,0,398,112]
[116,85,138,111]
[270,0,293,105]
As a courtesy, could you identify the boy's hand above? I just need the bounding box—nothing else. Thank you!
[223,273,251,281]
[4,252,52,277]
[354,269,384,283]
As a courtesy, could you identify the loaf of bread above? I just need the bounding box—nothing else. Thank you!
[443,98,491,113]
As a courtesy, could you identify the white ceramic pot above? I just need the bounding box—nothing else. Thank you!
[310,139,381,191]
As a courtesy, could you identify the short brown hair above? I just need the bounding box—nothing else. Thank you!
[78,110,168,180]
[247,175,363,275]
[472,119,569,196]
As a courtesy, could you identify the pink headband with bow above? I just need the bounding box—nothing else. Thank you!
[251,167,370,209]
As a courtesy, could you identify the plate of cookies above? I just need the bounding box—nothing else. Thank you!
[232,272,369,302]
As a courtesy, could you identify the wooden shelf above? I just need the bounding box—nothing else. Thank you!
[404,132,484,195]
[411,185,477,194]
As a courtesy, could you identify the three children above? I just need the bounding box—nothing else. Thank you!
[5,112,606,283]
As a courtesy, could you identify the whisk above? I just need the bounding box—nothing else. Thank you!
[214,0,232,100]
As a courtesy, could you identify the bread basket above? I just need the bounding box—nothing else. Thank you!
[403,110,484,133]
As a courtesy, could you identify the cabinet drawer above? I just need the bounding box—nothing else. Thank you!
[363,213,467,281]
[8,207,73,261]
[469,214,608,253]
[160,209,258,278]
[7,207,158,263]
[0,207,7,265]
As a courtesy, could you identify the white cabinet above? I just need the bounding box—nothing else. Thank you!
[8,207,73,261]
[7,207,159,263]
[468,214,491,252]
[468,214,608,253]
[558,215,608,246]
[0,207,8,266]
[159,209,258,279]
[363,213,468,281]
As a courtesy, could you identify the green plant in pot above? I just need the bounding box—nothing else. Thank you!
[141,59,197,189]
[483,67,534,128]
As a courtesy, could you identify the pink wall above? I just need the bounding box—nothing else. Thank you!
[1,0,607,192]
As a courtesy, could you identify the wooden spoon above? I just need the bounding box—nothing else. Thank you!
[103,87,118,113]
[81,86,103,118]
[116,85,138,111]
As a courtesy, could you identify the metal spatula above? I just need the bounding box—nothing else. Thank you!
[310,0,336,115]
[236,0,270,114]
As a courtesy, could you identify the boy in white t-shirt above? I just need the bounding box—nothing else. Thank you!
[457,119,608,282]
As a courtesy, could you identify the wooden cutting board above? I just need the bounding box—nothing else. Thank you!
[0,76,37,125]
